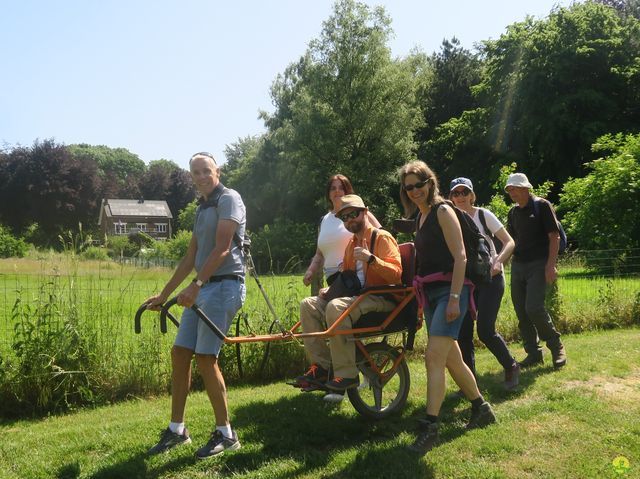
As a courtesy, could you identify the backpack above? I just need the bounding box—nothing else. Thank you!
[478,208,504,255]
[532,200,567,254]
[507,198,567,254]
[418,202,492,285]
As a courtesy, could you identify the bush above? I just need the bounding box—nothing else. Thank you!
[0,282,99,416]
[165,230,192,260]
[0,225,29,258]
[106,235,139,258]
[559,133,640,252]
[80,246,110,261]
[177,200,198,231]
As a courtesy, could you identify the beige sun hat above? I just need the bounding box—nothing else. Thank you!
[504,172,533,191]
[335,194,367,216]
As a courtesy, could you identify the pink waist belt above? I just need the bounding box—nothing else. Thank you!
[413,272,477,320]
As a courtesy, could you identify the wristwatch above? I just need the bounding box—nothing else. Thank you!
[192,278,204,287]
[449,292,460,299]
[367,254,376,265]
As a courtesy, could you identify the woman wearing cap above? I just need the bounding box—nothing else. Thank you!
[303,174,380,287]
[448,177,519,391]
[399,161,496,456]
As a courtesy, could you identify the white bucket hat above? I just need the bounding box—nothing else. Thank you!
[504,172,533,191]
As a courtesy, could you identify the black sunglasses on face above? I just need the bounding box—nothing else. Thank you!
[451,189,471,197]
[338,210,362,222]
[403,179,430,192]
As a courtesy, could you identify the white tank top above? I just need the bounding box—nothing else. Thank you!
[317,212,352,278]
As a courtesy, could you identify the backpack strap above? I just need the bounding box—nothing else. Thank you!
[478,208,491,238]
[370,228,378,256]
[197,184,244,253]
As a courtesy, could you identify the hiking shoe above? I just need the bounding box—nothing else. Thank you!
[147,427,191,455]
[294,364,329,387]
[519,353,543,368]
[504,363,520,391]
[325,376,359,391]
[466,402,497,430]
[407,421,439,455]
[195,430,241,459]
[551,344,567,369]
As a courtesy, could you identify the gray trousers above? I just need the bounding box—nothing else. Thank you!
[510,258,562,355]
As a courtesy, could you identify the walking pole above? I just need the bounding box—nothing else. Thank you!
[242,238,288,335]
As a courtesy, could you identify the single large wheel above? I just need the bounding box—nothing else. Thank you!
[347,341,410,419]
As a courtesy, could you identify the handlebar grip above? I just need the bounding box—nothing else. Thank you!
[160,297,179,334]
[134,303,147,334]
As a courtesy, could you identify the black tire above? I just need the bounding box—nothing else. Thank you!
[347,342,410,419]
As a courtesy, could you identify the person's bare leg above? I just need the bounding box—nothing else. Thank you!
[196,354,229,426]
[171,345,193,422]
[446,341,482,400]
[425,335,454,416]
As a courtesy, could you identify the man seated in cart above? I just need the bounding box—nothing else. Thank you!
[294,194,403,392]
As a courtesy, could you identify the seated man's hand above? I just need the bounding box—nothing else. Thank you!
[318,287,329,300]
[353,246,372,263]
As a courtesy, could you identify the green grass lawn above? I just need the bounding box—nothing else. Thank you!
[2,328,638,479]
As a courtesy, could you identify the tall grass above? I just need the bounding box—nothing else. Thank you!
[0,253,638,418]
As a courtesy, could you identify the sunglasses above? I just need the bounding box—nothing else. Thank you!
[451,189,471,198]
[338,210,362,222]
[190,151,217,164]
[403,179,430,192]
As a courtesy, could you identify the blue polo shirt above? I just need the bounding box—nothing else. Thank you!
[194,187,246,276]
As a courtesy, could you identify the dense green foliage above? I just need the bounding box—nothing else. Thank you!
[559,132,640,250]
[0,225,29,258]
[218,0,640,263]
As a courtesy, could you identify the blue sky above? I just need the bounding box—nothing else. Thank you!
[1,1,573,170]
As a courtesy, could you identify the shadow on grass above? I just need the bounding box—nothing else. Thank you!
[87,451,194,479]
[219,391,433,478]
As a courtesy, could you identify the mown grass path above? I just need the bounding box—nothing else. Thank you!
[1,328,638,479]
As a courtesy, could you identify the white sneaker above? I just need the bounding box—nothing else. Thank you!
[323,392,345,403]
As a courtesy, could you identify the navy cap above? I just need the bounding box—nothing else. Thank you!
[449,177,474,192]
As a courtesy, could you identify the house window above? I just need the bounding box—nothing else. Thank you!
[114,222,127,235]
[156,223,168,233]
[136,223,147,232]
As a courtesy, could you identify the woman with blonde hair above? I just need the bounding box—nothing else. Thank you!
[399,161,495,456]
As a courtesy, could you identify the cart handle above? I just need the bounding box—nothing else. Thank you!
[160,297,227,341]
[134,301,179,334]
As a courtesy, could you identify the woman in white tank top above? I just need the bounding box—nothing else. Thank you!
[303,174,380,285]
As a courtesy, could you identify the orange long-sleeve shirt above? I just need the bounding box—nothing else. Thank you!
[342,226,402,297]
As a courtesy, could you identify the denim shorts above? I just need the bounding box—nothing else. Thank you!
[424,284,470,339]
[174,278,246,356]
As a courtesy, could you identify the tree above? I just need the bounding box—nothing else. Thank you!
[415,38,482,160]
[139,159,195,223]
[68,144,146,199]
[477,2,640,196]
[0,139,100,245]
[559,132,640,251]
[259,0,422,225]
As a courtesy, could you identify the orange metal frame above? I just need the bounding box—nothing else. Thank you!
[221,285,416,344]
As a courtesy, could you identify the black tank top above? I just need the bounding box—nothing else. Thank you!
[415,202,454,277]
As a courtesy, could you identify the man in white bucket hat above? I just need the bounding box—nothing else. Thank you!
[505,173,566,369]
